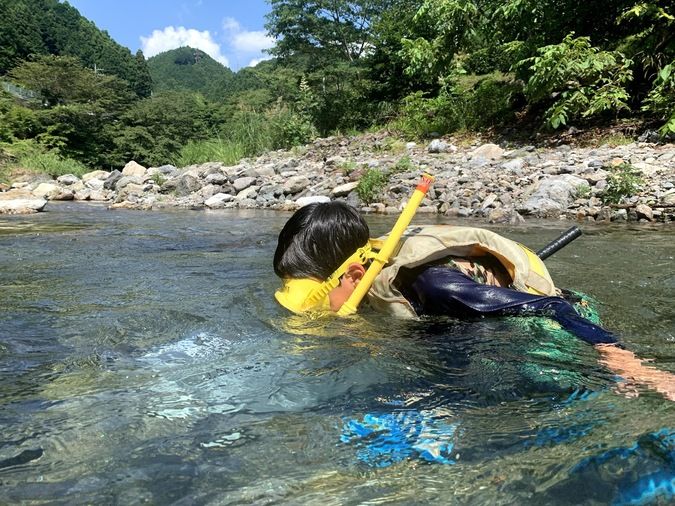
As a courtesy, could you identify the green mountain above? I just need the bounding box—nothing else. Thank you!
[0,0,152,97]
[147,47,234,101]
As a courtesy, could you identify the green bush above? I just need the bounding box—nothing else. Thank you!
[356,168,389,204]
[520,33,633,129]
[602,163,644,204]
[642,62,675,137]
[392,74,518,137]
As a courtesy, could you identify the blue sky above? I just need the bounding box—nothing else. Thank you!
[66,0,274,70]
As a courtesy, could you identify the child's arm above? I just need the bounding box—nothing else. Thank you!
[595,344,675,401]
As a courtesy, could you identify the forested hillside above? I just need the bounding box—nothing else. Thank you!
[1,0,674,182]
[0,0,151,97]
[147,47,233,101]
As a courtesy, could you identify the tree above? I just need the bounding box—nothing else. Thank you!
[107,91,216,167]
[266,0,392,63]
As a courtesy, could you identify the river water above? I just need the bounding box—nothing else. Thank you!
[1,203,673,505]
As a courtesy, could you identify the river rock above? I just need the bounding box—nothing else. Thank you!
[471,143,504,161]
[519,175,589,217]
[331,181,359,197]
[122,161,147,178]
[104,170,123,190]
[233,176,256,192]
[32,183,73,200]
[57,174,80,186]
[204,193,234,209]
[175,175,201,196]
[428,139,449,153]
[0,190,48,214]
[205,172,228,185]
[660,190,675,205]
[635,203,653,221]
[296,196,331,207]
[283,175,310,195]
[82,170,109,183]
[501,158,525,174]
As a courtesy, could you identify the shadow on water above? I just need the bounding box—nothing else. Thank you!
[0,203,673,504]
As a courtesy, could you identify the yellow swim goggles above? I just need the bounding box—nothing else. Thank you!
[274,240,382,314]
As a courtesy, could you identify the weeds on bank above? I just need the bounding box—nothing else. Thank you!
[602,163,644,204]
[356,156,418,204]
[0,140,88,179]
[356,168,389,204]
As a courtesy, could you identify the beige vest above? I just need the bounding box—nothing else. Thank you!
[368,225,557,318]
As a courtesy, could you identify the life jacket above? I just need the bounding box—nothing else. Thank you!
[368,225,557,318]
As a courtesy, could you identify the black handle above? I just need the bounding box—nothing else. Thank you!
[536,226,582,260]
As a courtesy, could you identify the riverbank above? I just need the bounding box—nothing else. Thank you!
[1,133,674,223]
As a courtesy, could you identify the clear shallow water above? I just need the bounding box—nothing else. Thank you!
[0,203,673,505]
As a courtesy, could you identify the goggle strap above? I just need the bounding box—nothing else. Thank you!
[302,243,377,308]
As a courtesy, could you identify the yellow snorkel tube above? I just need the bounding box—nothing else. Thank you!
[337,173,434,316]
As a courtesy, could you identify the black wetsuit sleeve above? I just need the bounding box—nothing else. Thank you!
[399,265,618,346]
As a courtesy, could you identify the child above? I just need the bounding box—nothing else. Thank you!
[274,201,675,400]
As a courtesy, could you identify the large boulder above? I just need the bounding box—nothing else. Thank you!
[32,182,73,200]
[122,161,147,178]
[471,143,504,162]
[204,193,234,209]
[283,175,310,195]
[0,190,47,214]
[519,175,589,217]
[82,170,110,183]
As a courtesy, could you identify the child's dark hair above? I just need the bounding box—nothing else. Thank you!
[274,201,370,280]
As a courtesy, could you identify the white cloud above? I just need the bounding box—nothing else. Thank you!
[248,56,273,67]
[232,31,275,53]
[140,26,229,67]
[222,17,275,68]
[222,17,241,33]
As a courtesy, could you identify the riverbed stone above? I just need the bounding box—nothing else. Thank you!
[233,176,256,192]
[122,161,147,178]
[82,170,109,182]
[283,175,310,195]
[175,175,201,196]
[471,143,504,161]
[0,190,48,214]
[57,174,80,186]
[428,139,449,153]
[296,195,331,207]
[103,170,123,190]
[635,203,654,221]
[331,181,359,197]
[204,193,234,208]
[519,175,589,217]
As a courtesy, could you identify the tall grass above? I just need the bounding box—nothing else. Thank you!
[1,140,88,180]
[174,108,316,168]
[175,138,246,167]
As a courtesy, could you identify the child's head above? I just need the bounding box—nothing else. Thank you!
[273,201,370,312]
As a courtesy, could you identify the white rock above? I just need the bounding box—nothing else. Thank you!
[0,198,47,214]
[296,196,330,207]
[205,193,234,208]
[122,160,147,178]
[331,181,359,197]
[82,170,110,182]
[471,143,504,161]
[32,183,61,199]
